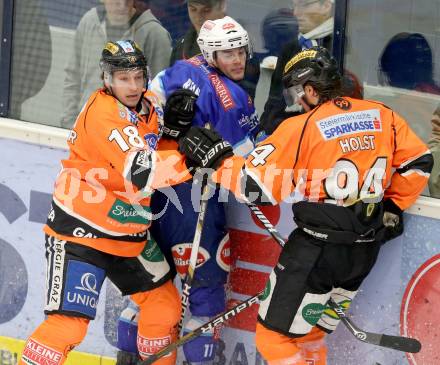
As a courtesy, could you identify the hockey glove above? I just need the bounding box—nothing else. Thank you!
[382,199,404,242]
[178,126,234,173]
[163,88,198,140]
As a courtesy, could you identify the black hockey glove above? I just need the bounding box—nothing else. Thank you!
[178,126,234,173]
[163,88,198,140]
[381,199,404,243]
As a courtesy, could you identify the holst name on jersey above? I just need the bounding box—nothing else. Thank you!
[339,135,376,153]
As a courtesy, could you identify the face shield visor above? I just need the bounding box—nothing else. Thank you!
[103,67,147,89]
[283,83,305,108]
[101,59,149,89]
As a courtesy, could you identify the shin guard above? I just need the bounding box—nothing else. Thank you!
[20,314,89,365]
[131,280,181,365]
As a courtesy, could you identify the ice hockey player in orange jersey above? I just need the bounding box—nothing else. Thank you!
[178,47,433,364]
[19,40,190,365]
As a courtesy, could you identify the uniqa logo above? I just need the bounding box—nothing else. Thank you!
[75,273,99,295]
[67,292,98,309]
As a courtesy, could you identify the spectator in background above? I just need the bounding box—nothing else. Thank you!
[378,33,440,199]
[378,32,440,95]
[61,0,171,128]
[259,0,334,135]
[259,8,299,60]
[148,0,191,44]
[428,105,440,198]
[10,0,52,119]
[170,0,226,64]
[169,0,260,98]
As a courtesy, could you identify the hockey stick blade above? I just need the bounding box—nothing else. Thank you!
[378,333,421,353]
[328,299,421,353]
[139,293,261,365]
[344,324,421,353]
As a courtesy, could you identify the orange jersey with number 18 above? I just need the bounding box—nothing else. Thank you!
[214,97,431,210]
[44,89,189,257]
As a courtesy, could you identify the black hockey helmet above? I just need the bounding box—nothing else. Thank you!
[100,40,148,79]
[282,46,340,88]
[282,46,341,105]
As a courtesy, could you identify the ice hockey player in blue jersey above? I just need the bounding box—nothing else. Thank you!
[115,16,260,365]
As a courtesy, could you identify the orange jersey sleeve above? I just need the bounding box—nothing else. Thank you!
[214,97,432,210]
[383,110,432,210]
[47,90,189,256]
[213,115,307,203]
[70,90,188,191]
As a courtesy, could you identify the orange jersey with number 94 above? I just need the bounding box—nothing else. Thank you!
[214,97,431,210]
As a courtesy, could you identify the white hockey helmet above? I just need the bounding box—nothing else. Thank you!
[197,16,252,64]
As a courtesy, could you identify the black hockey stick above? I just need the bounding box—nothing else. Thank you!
[327,298,421,353]
[177,119,216,333]
[139,293,261,365]
[141,204,420,364]
[246,203,422,354]
[177,174,211,334]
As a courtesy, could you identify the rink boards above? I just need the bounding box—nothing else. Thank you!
[0,119,440,365]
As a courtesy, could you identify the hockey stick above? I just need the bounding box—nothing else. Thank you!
[246,203,421,354]
[327,298,421,353]
[178,121,216,334]
[177,173,211,334]
[246,203,285,247]
[140,293,261,365]
[141,206,420,363]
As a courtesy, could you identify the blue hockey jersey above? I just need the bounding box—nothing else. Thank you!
[151,55,260,156]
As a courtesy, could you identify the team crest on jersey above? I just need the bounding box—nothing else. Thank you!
[333,97,351,110]
[317,109,382,140]
[172,243,210,278]
[144,133,158,150]
[216,234,231,272]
